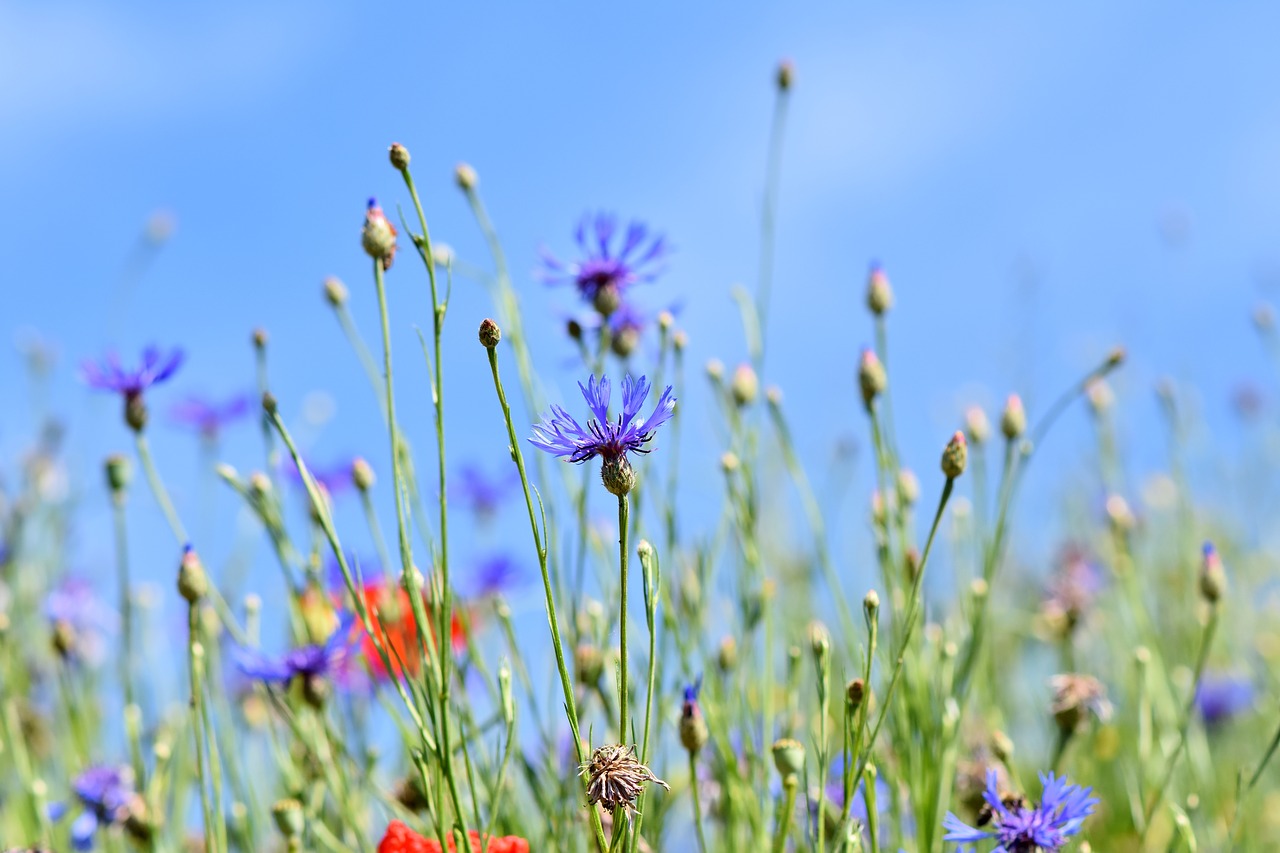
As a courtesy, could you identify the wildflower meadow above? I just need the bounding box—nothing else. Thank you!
[4,6,1280,852]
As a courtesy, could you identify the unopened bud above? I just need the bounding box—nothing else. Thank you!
[771,737,805,779]
[479,318,502,349]
[776,59,795,92]
[720,451,740,474]
[706,359,725,382]
[808,621,830,663]
[575,643,604,685]
[351,457,375,491]
[941,431,968,478]
[252,327,269,350]
[388,142,411,171]
[858,349,887,408]
[846,678,866,709]
[261,392,277,415]
[863,589,880,623]
[717,636,738,672]
[248,471,271,498]
[361,198,398,267]
[498,661,515,724]
[896,468,919,507]
[1086,379,1114,415]
[1254,303,1275,333]
[323,276,348,307]
[1105,495,1134,532]
[272,798,305,838]
[965,406,990,445]
[731,364,759,407]
[177,545,208,604]
[766,385,783,406]
[1199,542,1226,603]
[1105,346,1126,369]
[1000,394,1026,439]
[657,310,675,331]
[991,729,1014,763]
[566,318,583,341]
[673,330,688,352]
[455,162,477,191]
[105,454,132,495]
[866,263,893,316]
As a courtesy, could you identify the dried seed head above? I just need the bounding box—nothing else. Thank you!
[580,744,669,817]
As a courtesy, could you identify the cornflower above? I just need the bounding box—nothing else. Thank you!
[450,463,518,519]
[49,766,144,850]
[169,392,252,439]
[1195,673,1255,727]
[45,577,117,665]
[529,373,675,496]
[539,212,670,316]
[81,346,183,431]
[234,612,357,704]
[943,770,1097,853]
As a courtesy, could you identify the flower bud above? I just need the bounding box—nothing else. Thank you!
[941,431,968,479]
[475,318,501,349]
[673,330,688,352]
[1199,541,1226,603]
[1254,303,1275,333]
[679,684,708,754]
[717,636,738,672]
[1086,379,1113,415]
[361,198,398,268]
[731,364,759,407]
[1105,495,1134,533]
[771,737,805,779]
[1000,394,1025,440]
[565,318,583,341]
[177,545,208,604]
[498,661,514,725]
[252,327,269,350]
[766,385,783,406]
[863,589,880,625]
[248,471,271,499]
[351,457,375,492]
[705,358,725,382]
[808,620,831,664]
[1106,346,1126,369]
[455,162,478,191]
[720,452,740,474]
[858,348,887,407]
[657,310,675,332]
[991,729,1015,764]
[601,456,637,496]
[261,392,277,416]
[105,453,132,495]
[388,143,411,171]
[776,58,795,92]
[964,406,990,445]
[575,643,604,685]
[323,276,348,307]
[846,678,866,709]
[124,394,148,432]
[866,263,893,316]
[272,798,305,838]
[896,468,919,507]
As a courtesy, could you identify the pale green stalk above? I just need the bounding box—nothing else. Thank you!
[627,542,661,853]
[187,608,217,853]
[755,73,791,370]
[689,750,709,853]
[618,493,631,746]
[772,776,798,853]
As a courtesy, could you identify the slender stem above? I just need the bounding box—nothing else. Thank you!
[485,345,608,853]
[628,542,661,853]
[689,751,709,853]
[1228,714,1280,848]
[756,77,791,370]
[619,493,630,744]
[135,432,188,544]
[771,776,798,853]
[188,608,217,853]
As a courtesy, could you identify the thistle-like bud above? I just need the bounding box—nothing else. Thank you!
[105,453,132,496]
[776,58,795,92]
[52,619,77,659]
[565,318,583,341]
[272,798,305,838]
[866,263,893,316]
[896,468,919,507]
[706,358,725,382]
[593,284,622,317]
[611,325,640,358]
[720,451,740,474]
[1105,346,1126,369]
[904,547,921,582]
[858,348,887,408]
[1000,394,1025,440]
[771,737,805,779]
[964,406,990,445]
[863,589,880,625]
[388,142,411,171]
[717,636,738,672]
[261,392,278,416]
[766,385,783,406]
[679,681,708,754]
[731,363,759,407]
[455,162,478,191]
[1199,541,1226,603]
[361,198,398,268]
[248,471,271,500]
[846,678,866,709]
[323,276,348,307]
[177,545,208,604]
[476,317,501,349]
[351,457,375,492]
[574,643,604,685]
[601,456,637,496]
[808,620,831,664]
[941,431,968,479]
[1049,673,1112,733]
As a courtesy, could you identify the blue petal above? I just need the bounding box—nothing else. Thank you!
[71,811,99,850]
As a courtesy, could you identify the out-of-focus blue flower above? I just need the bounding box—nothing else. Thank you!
[235,613,357,684]
[169,392,252,438]
[1195,673,1255,727]
[943,770,1097,853]
[529,374,675,465]
[539,213,669,312]
[81,346,183,398]
[470,553,520,598]
[49,765,137,850]
[281,456,353,496]
[45,577,117,665]
[451,463,518,519]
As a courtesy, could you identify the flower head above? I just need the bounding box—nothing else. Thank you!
[1041,546,1104,635]
[81,346,183,431]
[1195,673,1255,727]
[529,374,675,495]
[580,743,670,817]
[376,820,528,853]
[45,578,117,665]
[235,613,358,702]
[943,770,1097,853]
[451,463,518,519]
[169,392,252,439]
[539,213,670,316]
[1049,673,1112,732]
[50,765,142,850]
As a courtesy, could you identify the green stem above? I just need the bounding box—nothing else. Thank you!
[485,344,609,853]
[772,776,798,853]
[619,493,630,745]
[135,432,188,544]
[689,750,709,853]
[755,76,791,370]
[188,607,217,853]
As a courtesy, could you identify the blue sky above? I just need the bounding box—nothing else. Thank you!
[4,1,1280,647]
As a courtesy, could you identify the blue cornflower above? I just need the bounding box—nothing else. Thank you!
[539,212,670,315]
[529,374,675,496]
[1195,673,1255,727]
[471,553,521,597]
[281,455,353,497]
[235,613,358,703]
[943,770,1097,853]
[81,346,183,431]
[49,765,138,850]
[170,392,252,439]
[451,462,518,519]
[46,577,117,665]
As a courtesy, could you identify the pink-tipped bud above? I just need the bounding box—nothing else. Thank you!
[1000,394,1026,440]
[1199,541,1226,603]
[1086,379,1114,415]
[388,142,411,171]
[941,431,967,479]
[858,348,887,408]
[361,198,398,269]
[965,406,990,445]
[866,263,893,316]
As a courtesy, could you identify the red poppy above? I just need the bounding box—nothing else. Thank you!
[377,820,529,853]
[353,581,470,680]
